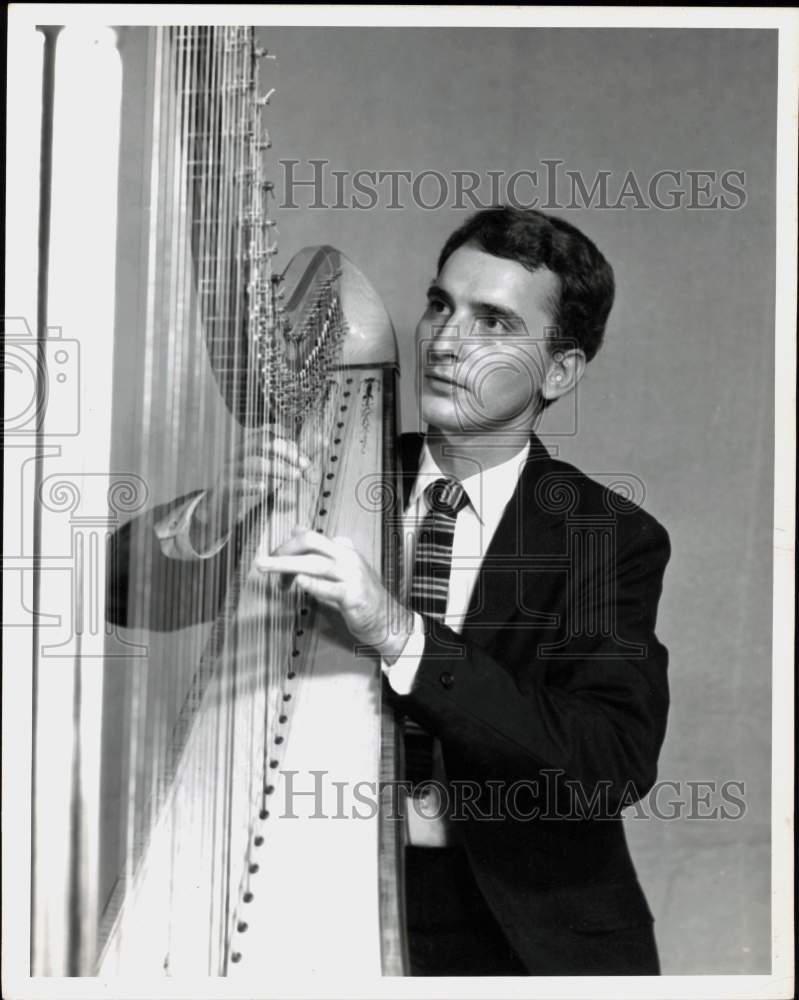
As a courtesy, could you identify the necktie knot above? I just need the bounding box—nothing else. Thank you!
[424,477,468,517]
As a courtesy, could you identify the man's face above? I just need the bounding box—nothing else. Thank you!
[415,244,560,436]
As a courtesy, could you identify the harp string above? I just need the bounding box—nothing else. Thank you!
[227,25,249,955]
[169,22,193,955]
[180,23,198,962]
[158,20,181,955]
[210,25,236,961]
[118,22,161,962]
[185,27,204,958]
[168,24,189,952]
[137,16,168,935]
[184,24,210,963]
[213,24,230,960]
[156,19,176,867]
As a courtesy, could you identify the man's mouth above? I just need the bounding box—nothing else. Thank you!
[425,371,466,390]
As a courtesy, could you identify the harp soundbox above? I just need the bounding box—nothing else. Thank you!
[27,24,407,979]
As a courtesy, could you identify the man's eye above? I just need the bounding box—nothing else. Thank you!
[480,315,509,333]
[427,298,448,315]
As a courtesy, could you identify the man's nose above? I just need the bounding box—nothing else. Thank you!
[426,318,463,363]
[427,343,459,366]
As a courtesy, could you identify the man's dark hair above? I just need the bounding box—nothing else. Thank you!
[437,206,615,363]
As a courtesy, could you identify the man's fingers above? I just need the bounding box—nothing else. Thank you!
[255,529,350,575]
[232,481,270,503]
[271,529,340,558]
[255,553,338,580]
[234,479,270,493]
[237,432,311,470]
[293,574,342,606]
[239,454,302,482]
[270,436,311,469]
[297,423,328,461]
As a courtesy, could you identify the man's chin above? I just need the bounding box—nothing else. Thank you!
[419,398,466,434]
[420,399,540,440]
[421,415,491,440]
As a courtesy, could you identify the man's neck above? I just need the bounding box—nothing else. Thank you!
[425,428,532,481]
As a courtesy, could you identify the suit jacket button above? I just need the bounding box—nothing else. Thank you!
[439,672,455,689]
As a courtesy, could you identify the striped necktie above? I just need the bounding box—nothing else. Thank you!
[405,477,468,787]
[410,477,468,619]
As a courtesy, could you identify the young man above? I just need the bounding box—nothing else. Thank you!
[110,207,670,976]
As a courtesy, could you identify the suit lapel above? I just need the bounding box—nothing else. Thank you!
[399,432,425,507]
[461,434,568,643]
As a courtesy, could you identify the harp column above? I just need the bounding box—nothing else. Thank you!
[30,24,123,976]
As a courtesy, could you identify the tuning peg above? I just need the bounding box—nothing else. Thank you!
[256,88,276,108]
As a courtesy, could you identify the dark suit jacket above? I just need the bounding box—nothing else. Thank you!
[107,430,670,975]
[394,431,670,974]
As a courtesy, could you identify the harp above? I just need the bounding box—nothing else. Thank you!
[27,24,407,979]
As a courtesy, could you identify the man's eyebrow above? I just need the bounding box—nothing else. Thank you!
[471,300,525,326]
[426,282,453,305]
[426,283,528,333]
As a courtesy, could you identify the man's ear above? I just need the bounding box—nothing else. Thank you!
[541,348,586,403]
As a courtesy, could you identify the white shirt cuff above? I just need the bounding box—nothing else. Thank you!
[153,491,230,561]
[381,612,426,696]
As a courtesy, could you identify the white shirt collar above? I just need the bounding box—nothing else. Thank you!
[409,439,531,526]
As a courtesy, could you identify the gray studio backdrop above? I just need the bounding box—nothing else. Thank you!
[111,27,776,974]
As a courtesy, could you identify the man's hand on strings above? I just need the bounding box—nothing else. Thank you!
[255,528,415,662]
[191,429,316,551]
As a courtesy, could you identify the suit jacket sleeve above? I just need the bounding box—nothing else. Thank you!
[392,514,671,808]
[106,491,236,631]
